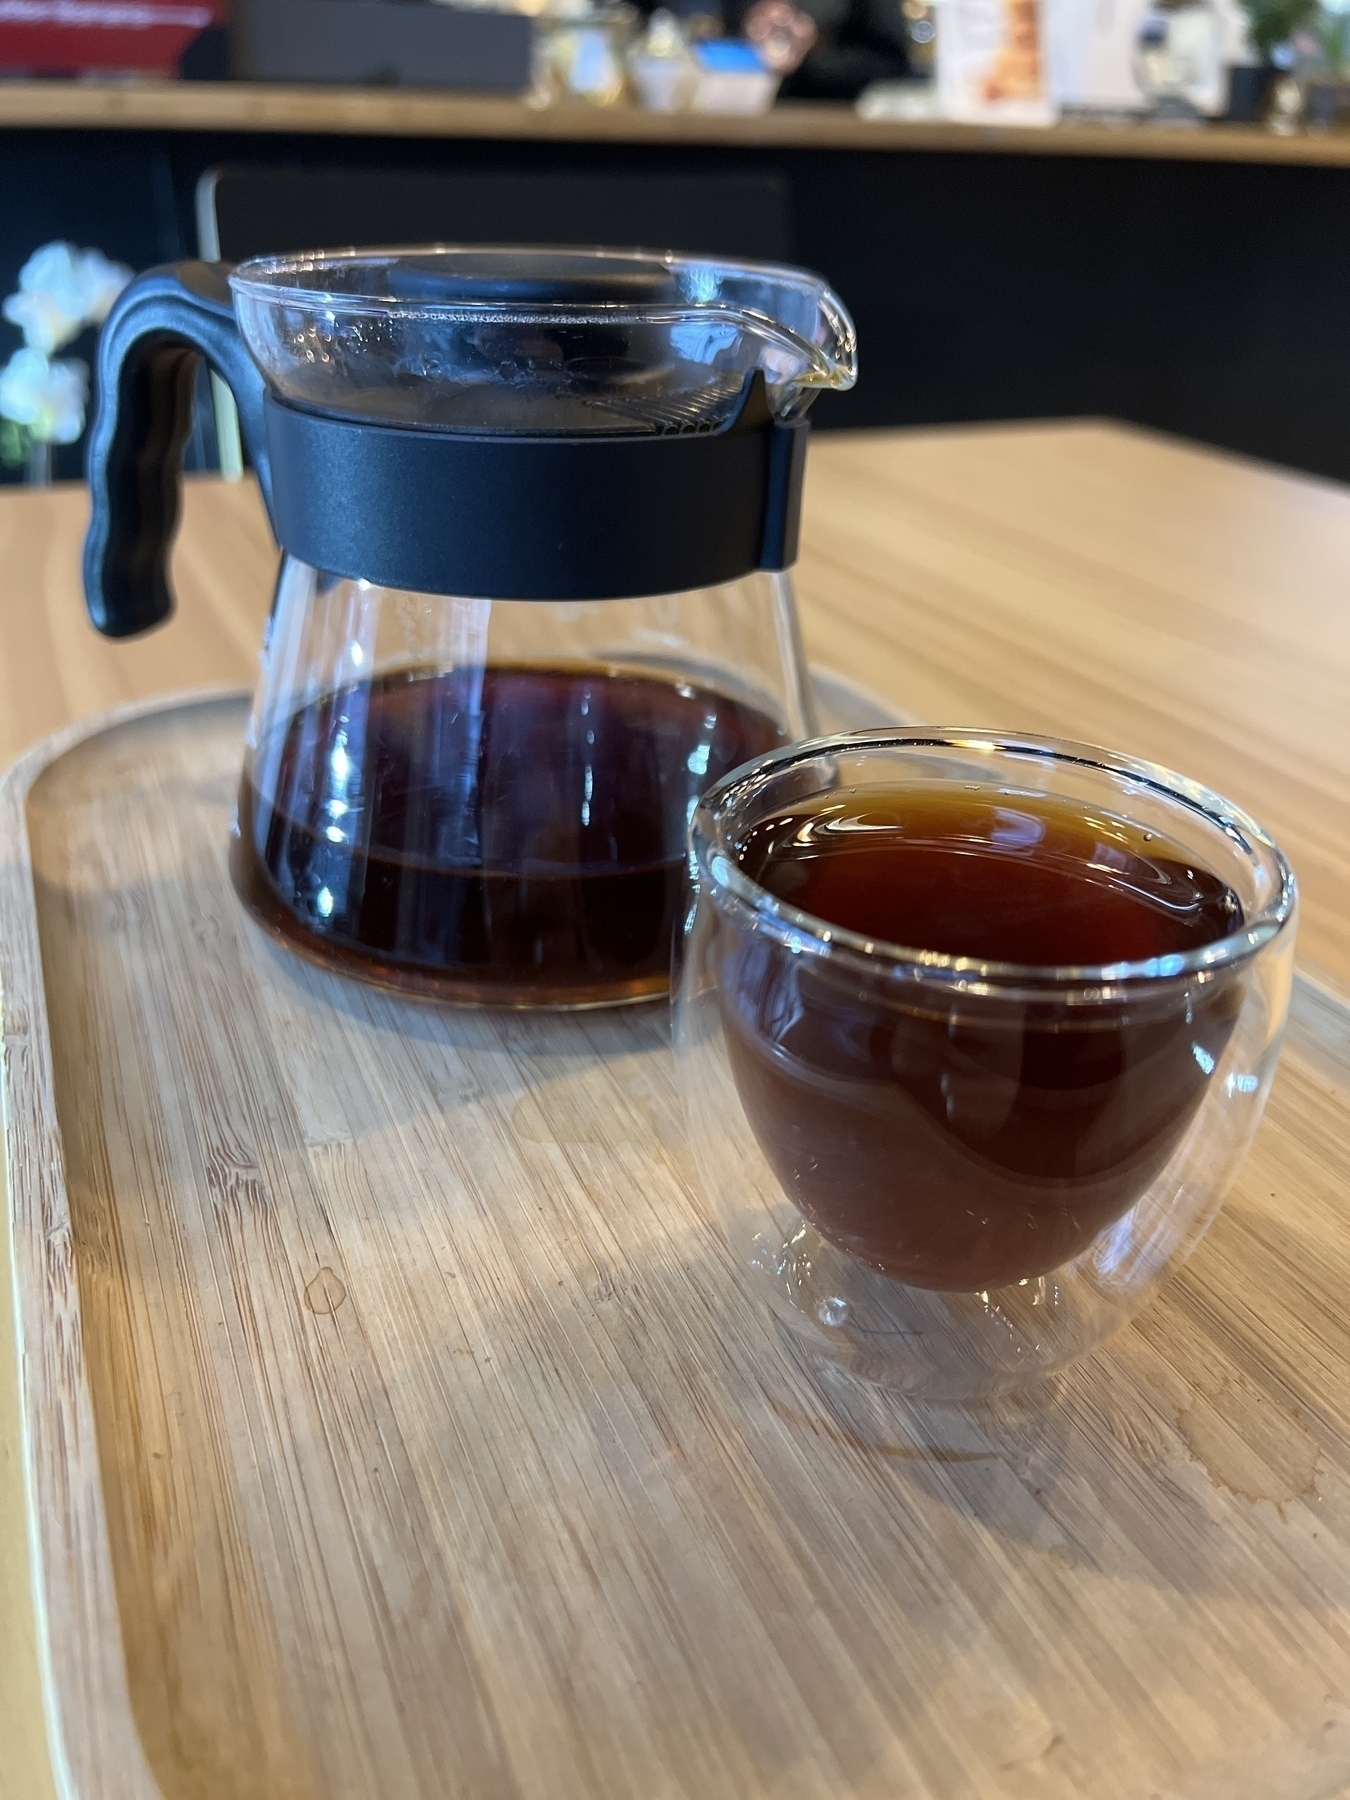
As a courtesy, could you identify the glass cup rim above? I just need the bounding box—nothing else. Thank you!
[691,726,1297,997]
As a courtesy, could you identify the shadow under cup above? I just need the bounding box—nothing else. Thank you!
[674,732,1297,1397]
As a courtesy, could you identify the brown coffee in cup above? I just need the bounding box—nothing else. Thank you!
[717,784,1244,1290]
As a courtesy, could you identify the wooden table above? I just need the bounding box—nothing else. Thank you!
[0,420,1346,1799]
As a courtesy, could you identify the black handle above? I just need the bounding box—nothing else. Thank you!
[83,261,272,638]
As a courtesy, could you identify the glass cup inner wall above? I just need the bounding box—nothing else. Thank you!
[232,558,814,1008]
[673,730,1296,1400]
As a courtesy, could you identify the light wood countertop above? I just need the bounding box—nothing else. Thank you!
[6,77,1350,165]
[0,419,1346,1797]
[0,421,1343,983]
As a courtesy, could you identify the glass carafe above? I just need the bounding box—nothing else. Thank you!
[83,247,856,1005]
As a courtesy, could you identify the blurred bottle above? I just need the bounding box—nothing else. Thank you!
[627,6,701,106]
[531,0,637,103]
[1134,0,1225,119]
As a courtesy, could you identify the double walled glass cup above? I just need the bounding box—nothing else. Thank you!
[672,730,1297,1399]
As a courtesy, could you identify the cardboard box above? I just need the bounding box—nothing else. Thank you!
[233,0,533,92]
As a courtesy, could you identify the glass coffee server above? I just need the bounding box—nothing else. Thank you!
[84,247,856,1005]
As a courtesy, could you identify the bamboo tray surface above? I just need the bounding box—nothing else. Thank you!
[3,689,1349,1800]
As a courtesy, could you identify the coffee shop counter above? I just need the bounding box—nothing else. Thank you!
[6,79,1350,163]
[6,84,1350,485]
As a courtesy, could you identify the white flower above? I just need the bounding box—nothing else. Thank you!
[3,243,87,354]
[3,289,80,358]
[0,348,89,445]
[1,241,132,355]
[76,248,134,326]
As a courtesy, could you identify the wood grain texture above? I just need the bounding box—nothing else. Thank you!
[0,479,274,773]
[0,422,1346,1797]
[795,422,1350,993]
[5,79,1350,165]
[0,1147,57,1800]
[3,689,1350,1800]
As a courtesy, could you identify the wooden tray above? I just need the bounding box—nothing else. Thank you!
[3,689,1349,1800]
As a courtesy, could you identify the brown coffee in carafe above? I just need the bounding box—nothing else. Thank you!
[234,663,785,1006]
[718,785,1245,1290]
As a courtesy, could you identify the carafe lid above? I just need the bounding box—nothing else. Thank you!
[228,245,856,434]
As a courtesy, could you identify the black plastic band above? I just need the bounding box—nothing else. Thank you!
[265,380,809,601]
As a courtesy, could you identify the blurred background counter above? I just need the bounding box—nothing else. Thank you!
[5,79,1350,483]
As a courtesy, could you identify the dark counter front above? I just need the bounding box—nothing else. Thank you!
[3,94,1350,484]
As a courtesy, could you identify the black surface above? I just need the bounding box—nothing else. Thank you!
[4,125,1350,487]
[206,165,795,265]
[266,379,808,601]
[232,0,533,91]
[1225,65,1277,121]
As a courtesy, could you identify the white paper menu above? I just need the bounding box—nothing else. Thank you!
[936,0,1057,124]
